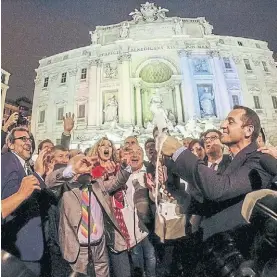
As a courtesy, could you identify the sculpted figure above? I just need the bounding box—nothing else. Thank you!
[104,95,118,123]
[89,30,99,44]
[120,22,130,39]
[199,87,216,117]
[173,18,183,35]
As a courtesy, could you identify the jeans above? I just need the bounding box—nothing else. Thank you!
[109,250,131,277]
[131,237,156,277]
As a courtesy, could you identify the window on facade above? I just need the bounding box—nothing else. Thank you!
[78,104,86,118]
[272,96,277,109]
[232,95,240,107]
[57,107,64,121]
[61,72,67,83]
[243,59,252,71]
[253,96,261,109]
[255,43,261,49]
[262,61,269,72]
[43,77,49,88]
[81,68,87,80]
[223,57,232,69]
[56,139,61,145]
[238,41,243,46]
[39,110,45,123]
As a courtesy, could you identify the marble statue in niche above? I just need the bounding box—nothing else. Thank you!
[120,22,130,38]
[104,95,118,123]
[193,59,209,74]
[149,94,169,129]
[104,63,118,79]
[173,18,183,35]
[197,85,216,117]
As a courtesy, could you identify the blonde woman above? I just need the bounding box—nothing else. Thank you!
[88,137,119,179]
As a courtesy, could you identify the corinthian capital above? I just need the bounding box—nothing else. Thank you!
[171,75,182,85]
[118,53,131,63]
[89,58,102,67]
[132,78,141,89]
[178,50,192,58]
[68,68,78,77]
[208,50,220,58]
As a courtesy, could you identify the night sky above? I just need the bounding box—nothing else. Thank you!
[2,0,277,101]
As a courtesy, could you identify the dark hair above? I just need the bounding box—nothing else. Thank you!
[6,127,30,144]
[233,105,261,142]
[202,129,222,139]
[188,139,204,151]
[6,127,35,154]
[51,145,69,153]
[259,128,266,143]
[38,139,53,153]
[144,138,155,149]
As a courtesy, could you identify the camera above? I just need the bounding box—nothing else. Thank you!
[17,106,30,127]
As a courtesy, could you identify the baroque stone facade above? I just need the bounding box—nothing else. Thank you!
[31,2,277,149]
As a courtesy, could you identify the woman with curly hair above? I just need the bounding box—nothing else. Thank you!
[87,137,119,179]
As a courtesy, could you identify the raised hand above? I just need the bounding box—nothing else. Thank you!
[258,145,277,159]
[34,148,50,176]
[70,154,98,174]
[103,161,117,174]
[2,112,19,132]
[17,175,41,200]
[160,136,182,157]
[63,112,75,135]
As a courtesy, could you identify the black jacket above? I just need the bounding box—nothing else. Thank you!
[170,143,274,240]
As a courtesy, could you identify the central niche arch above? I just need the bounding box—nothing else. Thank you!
[136,59,178,124]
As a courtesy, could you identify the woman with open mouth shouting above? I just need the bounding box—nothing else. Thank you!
[87,137,119,179]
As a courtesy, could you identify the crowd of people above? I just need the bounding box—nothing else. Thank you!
[1,105,277,277]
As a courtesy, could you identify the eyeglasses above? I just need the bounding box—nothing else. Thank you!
[204,135,220,142]
[14,136,32,143]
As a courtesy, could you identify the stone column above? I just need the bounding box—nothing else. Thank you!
[172,76,183,123]
[88,59,101,126]
[134,80,142,126]
[88,60,97,126]
[178,50,196,120]
[209,51,231,118]
[118,53,133,126]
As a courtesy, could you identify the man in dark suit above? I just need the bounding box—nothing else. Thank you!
[161,105,274,240]
[1,127,52,276]
[202,129,231,173]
